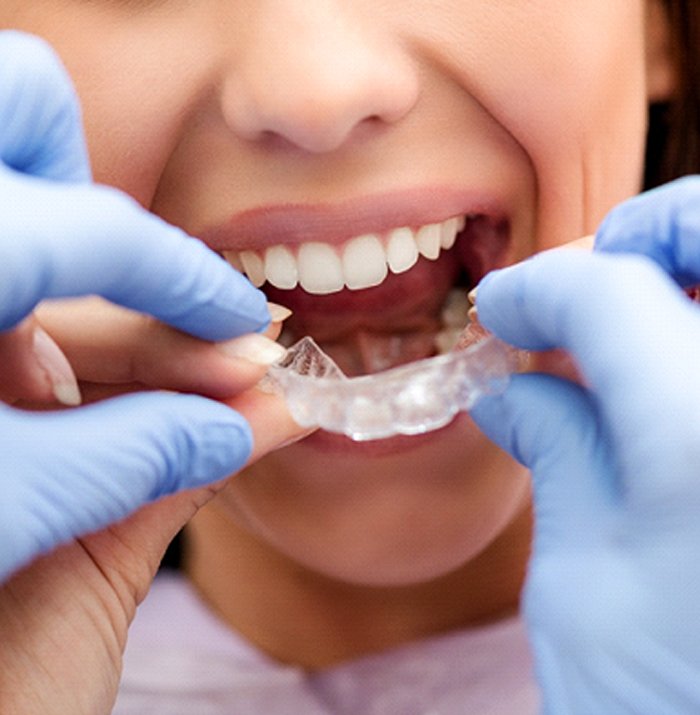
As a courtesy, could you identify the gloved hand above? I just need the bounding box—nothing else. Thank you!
[471,177,700,714]
[0,31,272,581]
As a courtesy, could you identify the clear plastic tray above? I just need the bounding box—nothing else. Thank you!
[264,323,522,441]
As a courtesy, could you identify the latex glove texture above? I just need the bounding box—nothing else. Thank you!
[471,177,700,714]
[0,32,270,580]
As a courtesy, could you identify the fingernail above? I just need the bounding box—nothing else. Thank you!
[467,306,479,323]
[563,234,595,251]
[467,287,478,305]
[267,302,292,323]
[33,327,82,406]
[218,334,287,365]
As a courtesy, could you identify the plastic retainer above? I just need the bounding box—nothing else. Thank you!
[264,324,522,441]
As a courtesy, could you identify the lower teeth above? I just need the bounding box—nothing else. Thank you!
[279,289,472,376]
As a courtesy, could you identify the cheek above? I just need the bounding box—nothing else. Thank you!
[421,3,648,249]
[486,8,648,247]
[9,8,222,205]
[74,51,213,203]
[213,417,529,586]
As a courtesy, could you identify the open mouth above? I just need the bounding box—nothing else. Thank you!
[205,192,512,377]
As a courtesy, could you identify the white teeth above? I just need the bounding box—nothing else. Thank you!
[297,242,344,294]
[342,234,388,290]
[415,223,442,260]
[441,216,464,250]
[223,250,244,272]
[227,214,465,295]
[265,245,298,289]
[240,250,266,287]
[386,227,419,274]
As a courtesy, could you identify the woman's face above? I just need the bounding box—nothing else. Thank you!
[4,1,665,585]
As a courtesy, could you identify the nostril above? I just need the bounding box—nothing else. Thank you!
[219,18,419,154]
[227,95,406,154]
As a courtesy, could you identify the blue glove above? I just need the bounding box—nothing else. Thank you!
[0,32,271,581]
[471,177,700,714]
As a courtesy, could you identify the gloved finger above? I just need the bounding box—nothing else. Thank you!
[0,31,90,182]
[0,315,80,405]
[0,392,256,580]
[595,176,700,287]
[477,250,700,477]
[34,297,286,401]
[0,33,269,340]
[471,373,615,545]
[0,174,270,339]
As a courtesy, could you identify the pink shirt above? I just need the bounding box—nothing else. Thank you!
[115,573,540,714]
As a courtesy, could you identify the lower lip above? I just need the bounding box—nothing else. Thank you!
[298,414,468,457]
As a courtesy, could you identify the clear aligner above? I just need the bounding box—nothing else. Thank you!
[264,323,523,441]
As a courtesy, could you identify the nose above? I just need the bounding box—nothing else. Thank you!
[221,3,419,153]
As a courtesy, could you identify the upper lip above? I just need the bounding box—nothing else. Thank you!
[199,186,507,252]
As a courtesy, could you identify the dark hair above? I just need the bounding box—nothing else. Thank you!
[647,0,700,187]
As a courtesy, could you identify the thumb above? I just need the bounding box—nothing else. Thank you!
[0,393,253,580]
[471,373,615,547]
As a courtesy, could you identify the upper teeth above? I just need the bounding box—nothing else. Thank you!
[224,215,465,295]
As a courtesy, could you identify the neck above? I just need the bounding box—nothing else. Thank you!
[183,500,531,670]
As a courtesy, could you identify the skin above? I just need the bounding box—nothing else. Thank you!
[0,1,675,712]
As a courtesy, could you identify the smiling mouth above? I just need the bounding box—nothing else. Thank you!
[205,193,512,376]
[224,215,465,294]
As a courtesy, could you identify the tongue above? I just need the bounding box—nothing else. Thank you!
[266,251,461,375]
[308,329,443,376]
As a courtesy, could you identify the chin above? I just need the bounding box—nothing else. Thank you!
[226,413,530,587]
